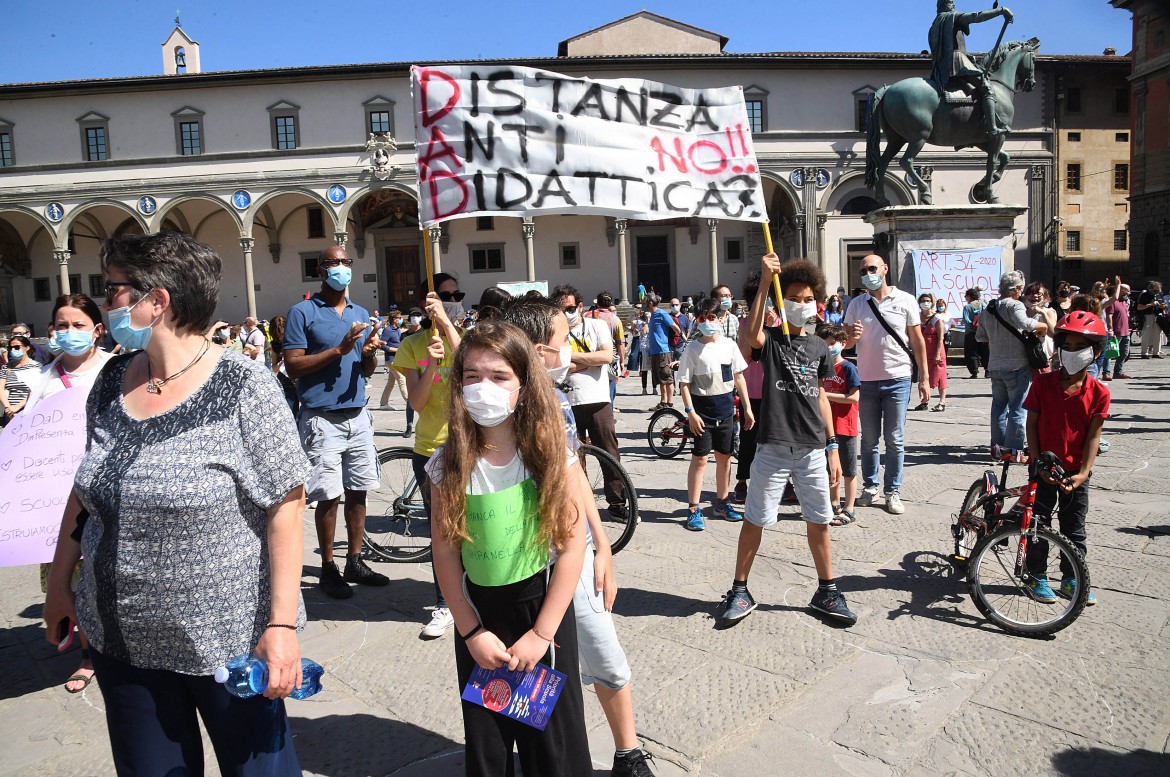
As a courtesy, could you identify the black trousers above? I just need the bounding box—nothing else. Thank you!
[964,330,989,376]
[736,397,764,482]
[1026,479,1089,581]
[572,401,625,506]
[455,571,591,777]
[89,649,300,777]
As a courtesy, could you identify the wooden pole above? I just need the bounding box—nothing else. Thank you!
[760,223,791,344]
[422,225,437,336]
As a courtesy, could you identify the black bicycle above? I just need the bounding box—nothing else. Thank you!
[363,444,639,562]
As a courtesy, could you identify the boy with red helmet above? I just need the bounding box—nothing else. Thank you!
[1021,311,1109,605]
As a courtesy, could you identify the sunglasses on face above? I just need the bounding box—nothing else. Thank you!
[438,290,466,302]
[860,265,882,275]
[320,257,354,268]
[104,281,140,305]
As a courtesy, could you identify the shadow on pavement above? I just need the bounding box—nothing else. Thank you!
[1050,745,1170,777]
[300,574,437,625]
[834,550,1012,635]
[0,613,91,702]
[291,713,459,777]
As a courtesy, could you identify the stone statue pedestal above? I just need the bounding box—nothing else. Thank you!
[865,204,1027,292]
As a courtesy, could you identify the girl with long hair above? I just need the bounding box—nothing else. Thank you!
[429,319,590,777]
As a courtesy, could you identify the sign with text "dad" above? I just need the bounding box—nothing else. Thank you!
[412,65,767,226]
[912,248,1003,313]
[0,387,88,567]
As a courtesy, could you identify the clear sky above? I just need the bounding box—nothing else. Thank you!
[0,0,1134,85]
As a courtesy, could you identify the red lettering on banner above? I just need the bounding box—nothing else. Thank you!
[651,125,756,177]
[651,137,688,173]
[689,140,729,175]
[419,68,461,128]
[425,171,469,221]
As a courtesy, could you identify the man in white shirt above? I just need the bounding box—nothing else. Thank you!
[553,284,629,520]
[240,317,265,361]
[843,255,930,515]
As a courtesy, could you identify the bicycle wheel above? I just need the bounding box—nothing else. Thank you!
[967,524,1089,636]
[363,447,432,563]
[647,407,688,458]
[952,478,989,565]
[578,444,638,554]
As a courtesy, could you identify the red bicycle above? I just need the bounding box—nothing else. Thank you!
[646,395,741,459]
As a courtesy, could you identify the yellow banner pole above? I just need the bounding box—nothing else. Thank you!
[760,223,791,343]
[422,226,437,337]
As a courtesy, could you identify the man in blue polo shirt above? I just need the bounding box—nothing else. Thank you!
[284,245,387,599]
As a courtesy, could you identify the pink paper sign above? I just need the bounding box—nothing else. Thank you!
[0,387,89,566]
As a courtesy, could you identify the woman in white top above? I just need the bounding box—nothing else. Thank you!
[1023,282,1058,370]
[27,293,113,695]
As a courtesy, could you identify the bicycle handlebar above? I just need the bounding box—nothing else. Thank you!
[1030,451,1066,484]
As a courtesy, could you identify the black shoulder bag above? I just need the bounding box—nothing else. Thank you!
[986,299,1049,370]
[866,297,920,383]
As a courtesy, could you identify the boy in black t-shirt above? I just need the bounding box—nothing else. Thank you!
[715,254,857,627]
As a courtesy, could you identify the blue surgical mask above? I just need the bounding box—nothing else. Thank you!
[719,298,733,311]
[108,294,160,351]
[861,272,883,291]
[829,344,844,359]
[8,348,23,361]
[671,305,680,314]
[56,329,95,356]
[697,321,720,337]
[325,266,352,292]
[46,334,63,355]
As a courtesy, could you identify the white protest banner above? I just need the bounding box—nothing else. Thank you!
[0,387,88,566]
[496,280,549,297]
[912,248,1003,312]
[412,64,767,226]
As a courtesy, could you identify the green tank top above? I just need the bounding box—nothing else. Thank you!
[462,478,549,587]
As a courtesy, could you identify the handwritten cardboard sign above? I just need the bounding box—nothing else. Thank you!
[411,64,767,226]
[912,248,1003,313]
[0,387,88,567]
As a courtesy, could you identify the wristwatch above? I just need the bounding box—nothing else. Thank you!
[684,406,694,414]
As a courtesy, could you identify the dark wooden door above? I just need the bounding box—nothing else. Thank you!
[383,244,422,310]
[635,235,672,299]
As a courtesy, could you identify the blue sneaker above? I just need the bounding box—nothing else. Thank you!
[1059,577,1097,607]
[1026,576,1057,604]
[711,499,744,522]
[686,507,706,531]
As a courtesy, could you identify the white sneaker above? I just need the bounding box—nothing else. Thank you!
[420,607,453,639]
[885,493,905,515]
[857,487,880,507]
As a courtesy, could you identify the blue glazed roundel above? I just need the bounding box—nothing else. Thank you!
[231,190,252,210]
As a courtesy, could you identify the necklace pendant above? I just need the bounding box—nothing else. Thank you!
[146,379,163,395]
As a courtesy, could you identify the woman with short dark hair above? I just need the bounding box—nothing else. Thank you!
[42,231,309,776]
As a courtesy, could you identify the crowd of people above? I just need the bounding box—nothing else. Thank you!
[22,228,1162,776]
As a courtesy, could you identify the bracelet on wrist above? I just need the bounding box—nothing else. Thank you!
[266,623,297,630]
[531,625,559,647]
[684,406,694,414]
[461,624,484,641]
[825,435,838,445]
[825,443,839,451]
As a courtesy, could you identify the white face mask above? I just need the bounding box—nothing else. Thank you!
[462,381,519,427]
[443,300,465,322]
[565,308,580,326]
[920,301,934,312]
[547,345,572,384]
[1059,346,1095,375]
[409,316,422,326]
[783,299,817,327]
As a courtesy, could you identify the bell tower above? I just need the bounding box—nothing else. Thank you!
[162,17,200,75]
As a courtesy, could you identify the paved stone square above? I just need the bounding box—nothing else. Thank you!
[3,359,1169,776]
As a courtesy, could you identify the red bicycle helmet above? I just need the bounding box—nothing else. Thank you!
[1054,310,1107,347]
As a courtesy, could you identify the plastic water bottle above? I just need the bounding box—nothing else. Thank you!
[214,656,324,700]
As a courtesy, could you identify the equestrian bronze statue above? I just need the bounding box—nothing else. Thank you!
[865,2,1037,206]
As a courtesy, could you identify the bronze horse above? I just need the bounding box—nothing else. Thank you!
[865,39,1038,206]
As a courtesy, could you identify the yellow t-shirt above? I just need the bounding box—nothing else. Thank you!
[393,329,454,457]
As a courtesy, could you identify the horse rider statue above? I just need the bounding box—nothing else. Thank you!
[929,0,1014,138]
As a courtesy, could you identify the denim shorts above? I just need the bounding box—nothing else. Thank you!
[573,543,631,689]
[298,407,381,501]
[746,443,834,526]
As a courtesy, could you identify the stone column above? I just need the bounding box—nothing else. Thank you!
[707,218,719,289]
[615,218,630,305]
[428,226,443,275]
[522,218,536,282]
[54,250,72,295]
[240,237,257,319]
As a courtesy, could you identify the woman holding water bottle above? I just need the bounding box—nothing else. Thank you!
[42,232,310,776]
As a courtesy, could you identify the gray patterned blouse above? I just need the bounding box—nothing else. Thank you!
[74,349,310,675]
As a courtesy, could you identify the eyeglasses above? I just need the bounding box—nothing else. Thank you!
[859,265,882,275]
[438,290,466,302]
[104,281,140,305]
[562,305,578,314]
[320,258,354,269]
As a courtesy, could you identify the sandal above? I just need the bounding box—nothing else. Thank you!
[65,667,95,694]
[931,404,946,412]
[912,402,929,411]
[830,509,856,527]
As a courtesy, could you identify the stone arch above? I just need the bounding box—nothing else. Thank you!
[0,205,57,244]
[59,199,148,244]
[336,181,419,231]
[245,188,336,239]
[153,193,243,234]
[821,170,913,212]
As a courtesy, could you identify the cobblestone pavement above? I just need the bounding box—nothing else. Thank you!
[3,359,1169,776]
